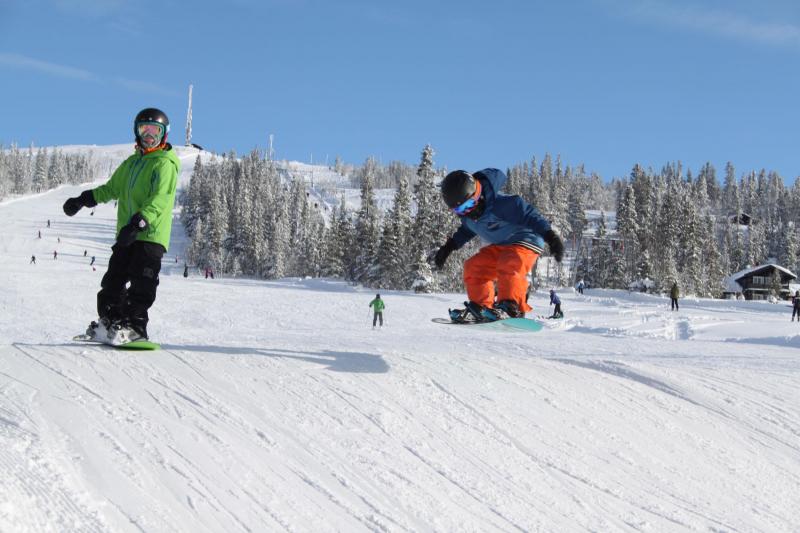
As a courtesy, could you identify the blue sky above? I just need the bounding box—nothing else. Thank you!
[1,0,799,181]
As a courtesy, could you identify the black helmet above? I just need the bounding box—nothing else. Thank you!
[440,170,477,209]
[376,293,380,298]
[134,107,170,147]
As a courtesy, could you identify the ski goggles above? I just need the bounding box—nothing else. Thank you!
[136,122,166,147]
[451,179,482,216]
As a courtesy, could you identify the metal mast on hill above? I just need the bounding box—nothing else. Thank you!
[185,84,193,147]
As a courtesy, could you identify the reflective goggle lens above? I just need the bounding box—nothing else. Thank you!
[137,123,164,138]
[451,180,482,216]
[452,197,478,215]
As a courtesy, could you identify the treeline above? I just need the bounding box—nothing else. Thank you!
[0,144,103,200]
[180,146,609,291]
[582,163,800,296]
[183,147,800,297]
[182,146,463,291]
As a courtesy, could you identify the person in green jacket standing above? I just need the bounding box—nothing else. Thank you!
[63,108,180,343]
[369,294,385,328]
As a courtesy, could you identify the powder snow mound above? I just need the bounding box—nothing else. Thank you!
[1,147,800,532]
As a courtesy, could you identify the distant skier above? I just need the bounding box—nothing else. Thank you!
[62,107,180,343]
[53,250,57,260]
[84,250,87,257]
[369,294,385,328]
[205,266,214,279]
[30,255,36,264]
[183,264,188,278]
[670,282,680,311]
[47,219,50,228]
[576,279,585,295]
[549,289,563,319]
[90,256,96,266]
[792,291,800,322]
[37,230,41,239]
[433,168,564,322]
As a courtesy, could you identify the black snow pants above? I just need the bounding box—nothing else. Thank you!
[97,241,164,329]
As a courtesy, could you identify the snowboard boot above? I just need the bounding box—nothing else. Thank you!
[85,317,112,340]
[107,319,148,345]
[494,299,524,318]
[449,301,490,323]
[449,307,471,323]
[480,306,508,322]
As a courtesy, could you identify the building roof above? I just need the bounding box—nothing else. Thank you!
[723,263,798,293]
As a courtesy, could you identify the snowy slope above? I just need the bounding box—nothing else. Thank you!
[1,165,799,532]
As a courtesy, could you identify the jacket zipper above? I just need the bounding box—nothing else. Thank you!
[126,156,147,224]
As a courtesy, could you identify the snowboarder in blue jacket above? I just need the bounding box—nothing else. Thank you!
[433,168,564,321]
[549,289,563,319]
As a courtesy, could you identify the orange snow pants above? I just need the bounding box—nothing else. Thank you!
[463,244,539,313]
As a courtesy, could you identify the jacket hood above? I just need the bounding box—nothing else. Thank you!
[474,168,507,207]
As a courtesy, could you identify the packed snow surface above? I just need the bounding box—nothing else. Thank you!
[1,149,799,532]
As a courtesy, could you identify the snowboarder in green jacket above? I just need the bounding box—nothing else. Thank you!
[63,108,180,343]
[369,294,385,328]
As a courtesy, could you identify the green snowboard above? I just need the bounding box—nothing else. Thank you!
[73,335,160,350]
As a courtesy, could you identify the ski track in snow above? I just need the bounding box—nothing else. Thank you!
[1,147,799,532]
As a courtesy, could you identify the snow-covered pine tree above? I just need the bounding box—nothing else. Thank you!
[266,186,290,279]
[32,148,48,192]
[566,185,588,246]
[376,175,413,288]
[654,179,681,290]
[322,197,349,278]
[680,196,704,296]
[353,158,381,283]
[703,216,725,297]
[722,162,738,217]
[746,220,767,268]
[779,225,798,276]
[204,170,229,274]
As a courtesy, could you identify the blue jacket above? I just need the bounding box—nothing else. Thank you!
[450,168,551,253]
[550,291,561,305]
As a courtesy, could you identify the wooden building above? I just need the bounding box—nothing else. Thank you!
[723,264,797,301]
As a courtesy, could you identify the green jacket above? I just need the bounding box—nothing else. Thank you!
[369,298,385,312]
[670,284,680,299]
[92,146,180,251]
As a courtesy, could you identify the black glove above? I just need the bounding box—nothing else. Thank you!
[544,230,565,263]
[432,238,457,270]
[62,190,97,217]
[116,213,148,247]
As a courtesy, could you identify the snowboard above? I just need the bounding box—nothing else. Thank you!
[72,335,160,350]
[432,317,544,332]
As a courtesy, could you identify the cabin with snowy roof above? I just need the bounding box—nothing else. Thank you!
[723,264,797,301]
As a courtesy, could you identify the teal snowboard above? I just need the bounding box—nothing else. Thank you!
[432,317,544,332]
[72,335,160,350]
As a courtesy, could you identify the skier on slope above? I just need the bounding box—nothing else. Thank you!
[432,168,564,322]
[369,294,385,328]
[62,108,180,343]
[549,289,563,319]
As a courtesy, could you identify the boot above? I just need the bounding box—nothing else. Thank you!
[107,319,148,345]
[449,301,491,323]
[494,299,524,318]
[85,317,112,340]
